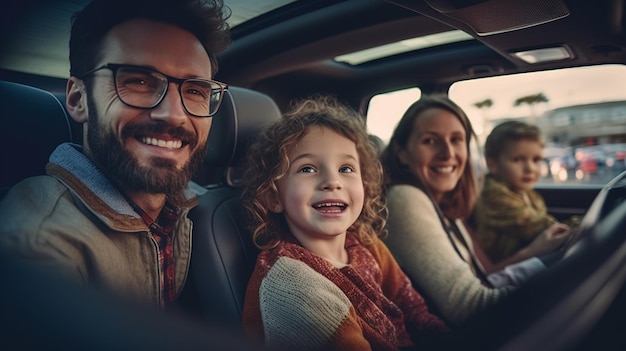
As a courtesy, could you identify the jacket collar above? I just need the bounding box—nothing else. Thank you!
[46,143,204,227]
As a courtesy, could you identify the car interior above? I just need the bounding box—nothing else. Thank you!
[2,0,626,349]
[178,87,282,332]
[0,81,74,197]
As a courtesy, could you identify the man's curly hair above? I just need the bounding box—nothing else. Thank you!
[241,95,387,250]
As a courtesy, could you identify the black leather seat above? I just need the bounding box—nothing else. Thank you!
[0,81,74,198]
[179,87,282,331]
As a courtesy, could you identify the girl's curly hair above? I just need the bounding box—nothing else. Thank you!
[241,95,387,250]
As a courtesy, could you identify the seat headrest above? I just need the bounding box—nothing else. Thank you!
[0,81,73,191]
[204,87,281,185]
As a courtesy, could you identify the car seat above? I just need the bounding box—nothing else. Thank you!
[178,87,282,332]
[0,81,74,198]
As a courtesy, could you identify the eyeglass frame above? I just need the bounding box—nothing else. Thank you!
[77,63,228,117]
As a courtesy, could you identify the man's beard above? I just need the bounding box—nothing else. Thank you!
[86,100,207,196]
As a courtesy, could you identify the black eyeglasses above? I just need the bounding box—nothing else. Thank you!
[79,63,228,117]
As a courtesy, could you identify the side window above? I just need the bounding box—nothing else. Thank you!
[366,88,420,145]
[449,64,626,186]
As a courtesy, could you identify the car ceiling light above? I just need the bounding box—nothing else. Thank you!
[334,30,473,65]
[511,46,573,64]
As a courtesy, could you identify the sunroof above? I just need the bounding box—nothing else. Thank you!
[334,30,474,65]
[225,0,298,27]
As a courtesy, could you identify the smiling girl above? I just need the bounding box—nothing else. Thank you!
[241,96,448,350]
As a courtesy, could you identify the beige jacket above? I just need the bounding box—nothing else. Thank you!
[0,143,201,308]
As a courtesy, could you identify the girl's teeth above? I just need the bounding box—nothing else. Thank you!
[314,202,345,208]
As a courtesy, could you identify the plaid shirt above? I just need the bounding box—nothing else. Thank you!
[131,200,180,307]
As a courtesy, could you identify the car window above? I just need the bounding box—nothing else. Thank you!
[225,0,298,27]
[366,87,421,144]
[366,64,626,186]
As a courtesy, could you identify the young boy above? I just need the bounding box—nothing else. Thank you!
[474,121,571,264]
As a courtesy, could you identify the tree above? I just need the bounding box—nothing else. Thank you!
[473,98,493,138]
[474,98,493,109]
[514,93,549,122]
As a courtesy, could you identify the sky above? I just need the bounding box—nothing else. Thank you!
[367,64,626,143]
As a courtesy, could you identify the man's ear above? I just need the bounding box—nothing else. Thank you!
[65,77,88,123]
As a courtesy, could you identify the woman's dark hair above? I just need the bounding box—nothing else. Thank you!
[242,95,387,250]
[69,0,231,78]
[380,94,478,219]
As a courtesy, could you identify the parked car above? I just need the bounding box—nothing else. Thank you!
[2,0,626,350]
[571,144,626,183]
[548,151,578,183]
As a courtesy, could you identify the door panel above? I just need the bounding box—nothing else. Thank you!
[535,184,602,222]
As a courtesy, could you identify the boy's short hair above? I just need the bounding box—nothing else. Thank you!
[484,120,543,160]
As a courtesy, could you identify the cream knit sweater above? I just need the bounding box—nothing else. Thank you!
[242,231,448,350]
[384,185,513,326]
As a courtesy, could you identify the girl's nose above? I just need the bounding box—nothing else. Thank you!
[320,172,342,191]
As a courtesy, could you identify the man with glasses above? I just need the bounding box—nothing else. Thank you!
[0,0,230,309]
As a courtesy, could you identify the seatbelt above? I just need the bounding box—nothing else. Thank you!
[448,220,492,286]
[429,196,492,286]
